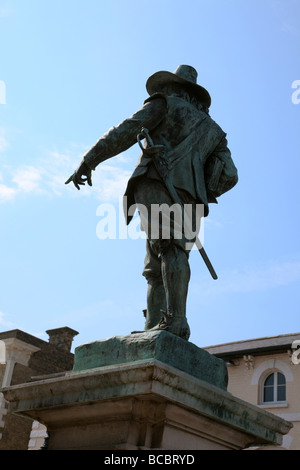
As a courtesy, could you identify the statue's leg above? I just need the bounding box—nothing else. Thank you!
[142,240,191,339]
[157,241,191,340]
[134,177,195,339]
[142,240,167,329]
[145,277,166,329]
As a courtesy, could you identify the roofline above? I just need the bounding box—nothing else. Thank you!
[0,329,47,348]
[204,332,300,360]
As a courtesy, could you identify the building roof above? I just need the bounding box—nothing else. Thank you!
[204,332,300,361]
[0,327,79,354]
[0,329,47,348]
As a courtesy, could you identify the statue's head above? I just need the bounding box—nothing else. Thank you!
[146,65,211,108]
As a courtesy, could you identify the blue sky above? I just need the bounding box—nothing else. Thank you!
[0,0,299,352]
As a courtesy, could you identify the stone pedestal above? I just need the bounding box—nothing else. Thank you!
[1,332,292,450]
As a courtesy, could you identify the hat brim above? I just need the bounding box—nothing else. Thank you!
[146,71,211,108]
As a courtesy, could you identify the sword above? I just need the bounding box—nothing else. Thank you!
[137,127,218,280]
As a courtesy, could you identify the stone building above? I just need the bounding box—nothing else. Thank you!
[205,332,300,450]
[1,327,298,450]
[0,327,78,450]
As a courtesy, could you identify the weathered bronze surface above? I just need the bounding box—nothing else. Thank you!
[72,330,229,390]
[66,65,238,340]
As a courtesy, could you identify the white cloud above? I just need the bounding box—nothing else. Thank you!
[40,148,131,201]
[0,183,17,202]
[225,262,300,293]
[93,164,131,202]
[191,259,300,297]
[12,166,43,193]
[0,145,133,204]
[204,217,223,229]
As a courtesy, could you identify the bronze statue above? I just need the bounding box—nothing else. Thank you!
[66,65,238,340]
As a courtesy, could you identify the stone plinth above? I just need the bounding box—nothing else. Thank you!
[0,332,293,450]
[73,331,228,390]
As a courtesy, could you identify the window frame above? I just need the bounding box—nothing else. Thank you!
[261,370,287,405]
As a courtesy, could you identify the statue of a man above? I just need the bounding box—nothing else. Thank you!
[66,65,238,341]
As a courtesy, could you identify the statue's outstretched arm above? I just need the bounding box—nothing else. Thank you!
[65,98,166,191]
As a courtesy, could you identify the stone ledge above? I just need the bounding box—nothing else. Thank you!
[1,359,292,449]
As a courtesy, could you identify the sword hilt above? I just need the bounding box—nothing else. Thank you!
[137,128,164,154]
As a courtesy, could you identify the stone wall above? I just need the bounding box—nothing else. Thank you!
[205,334,300,450]
[0,327,78,450]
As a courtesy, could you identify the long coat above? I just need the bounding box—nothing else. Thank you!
[83,92,238,224]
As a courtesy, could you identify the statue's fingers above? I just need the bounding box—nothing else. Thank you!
[73,174,86,186]
[65,175,74,185]
[87,172,92,186]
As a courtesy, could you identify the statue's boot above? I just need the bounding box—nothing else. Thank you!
[150,308,190,341]
[131,278,166,335]
[147,244,191,341]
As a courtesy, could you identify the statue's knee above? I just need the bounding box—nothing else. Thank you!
[146,275,163,287]
[157,239,175,258]
[158,239,189,261]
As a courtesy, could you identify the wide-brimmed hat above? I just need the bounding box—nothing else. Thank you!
[146,65,211,108]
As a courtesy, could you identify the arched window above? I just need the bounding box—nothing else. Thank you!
[263,371,286,403]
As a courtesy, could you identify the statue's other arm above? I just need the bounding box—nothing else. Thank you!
[206,136,238,200]
[65,98,166,190]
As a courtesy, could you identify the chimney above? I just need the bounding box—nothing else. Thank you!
[46,327,79,353]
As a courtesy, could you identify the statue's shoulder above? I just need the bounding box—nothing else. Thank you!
[144,92,168,106]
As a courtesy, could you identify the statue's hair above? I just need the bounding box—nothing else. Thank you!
[161,83,209,115]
